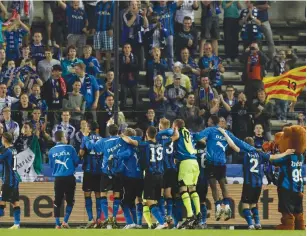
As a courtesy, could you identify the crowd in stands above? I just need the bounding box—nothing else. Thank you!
[0,0,304,164]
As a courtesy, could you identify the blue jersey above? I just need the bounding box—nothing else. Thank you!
[198,126,255,166]
[142,140,164,175]
[173,127,197,161]
[79,74,99,109]
[122,136,143,179]
[96,0,114,32]
[243,150,270,187]
[48,143,79,177]
[0,147,18,188]
[271,154,304,193]
[192,134,207,183]
[4,29,27,60]
[198,55,223,87]
[82,56,102,77]
[153,2,177,36]
[81,133,102,174]
[253,136,266,150]
[66,4,88,34]
[31,43,45,65]
[156,128,176,170]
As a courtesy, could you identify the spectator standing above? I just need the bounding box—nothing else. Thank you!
[42,65,67,127]
[222,1,241,61]
[58,0,89,57]
[43,1,54,46]
[52,110,76,145]
[1,106,19,143]
[231,92,253,141]
[179,93,204,131]
[61,45,83,90]
[119,43,139,111]
[30,32,46,66]
[83,1,98,36]
[94,0,114,72]
[0,84,19,114]
[194,76,218,113]
[199,42,225,93]
[0,1,7,47]
[146,47,168,87]
[73,63,99,121]
[165,61,191,92]
[29,84,48,119]
[12,93,34,125]
[51,1,66,48]
[253,124,266,150]
[37,47,60,83]
[62,79,86,129]
[16,44,31,67]
[82,45,102,77]
[176,16,198,59]
[254,1,275,60]
[165,76,187,121]
[3,15,30,61]
[152,0,183,69]
[251,89,274,141]
[220,85,237,130]
[99,70,114,107]
[139,109,158,134]
[240,42,269,107]
[122,0,148,69]
[180,48,200,90]
[199,1,221,57]
[149,75,167,120]
[239,1,262,50]
[97,94,114,137]
[175,0,199,31]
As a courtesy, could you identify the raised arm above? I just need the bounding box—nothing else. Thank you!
[218,127,240,153]
[121,135,139,146]
[57,0,67,9]
[270,149,295,161]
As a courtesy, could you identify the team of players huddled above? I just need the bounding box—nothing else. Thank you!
[0,115,302,230]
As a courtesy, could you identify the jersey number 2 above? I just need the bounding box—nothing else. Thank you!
[250,159,259,173]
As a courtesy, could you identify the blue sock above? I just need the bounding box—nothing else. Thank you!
[0,206,4,217]
[251,207,260,225]
[243,209,253,226]
[63,205,73,223]
[158,197,165,218]
[200,204,207,224]
[175,198,183,222]
[136,203,143,226]
[166,198,173,217]
[130,205,137,223]
[113,198,121,218]
[223,198,230,206]
[55,217,61,226]
[13,207,20,225]
[85,197,93,221]
[150,204,164,225]
[96,198,101,220]
[101,197,108,220]
[123,206,133,225]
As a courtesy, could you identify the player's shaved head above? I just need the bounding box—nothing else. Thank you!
[54,130,65,143]
[244,137,255,147]
[159,118,170,129]
[173,119,185,129]
[124,128,136,136]
[146,126,157,139]
[135,128,143,137]
[109,124,119,136]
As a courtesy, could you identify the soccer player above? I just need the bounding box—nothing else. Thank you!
[83,124,132,229]
[156,118,177,224]
[122,126,178,229]
[48,130,80,229]
[0,132,20,229]
[198,115,255,221]
[171,119,201,229]
[219,129,295,229]
[79,121,103,228]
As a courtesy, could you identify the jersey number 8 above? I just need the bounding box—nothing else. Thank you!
[150,147,163,162]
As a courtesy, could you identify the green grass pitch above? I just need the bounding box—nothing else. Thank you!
[0,229,305,236]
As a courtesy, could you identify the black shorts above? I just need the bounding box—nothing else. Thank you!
[82,172,101,193]
[196,180,208,203]
[54,176,76,206]
[101,173,122,193]
[278,187,303,214]
[143,173,163,201]
[241,184,262,204]
[0,184,19,203]
[201,15,220,40]
[207,164,226,181]
[163,168,177,189]
[122,176,144,205]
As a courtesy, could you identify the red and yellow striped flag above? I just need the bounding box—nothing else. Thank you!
[263,66,306,102]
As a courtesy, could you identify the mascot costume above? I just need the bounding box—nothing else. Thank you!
[263,125,305,230]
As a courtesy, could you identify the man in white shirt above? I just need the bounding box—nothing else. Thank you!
[175,0,199,31]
